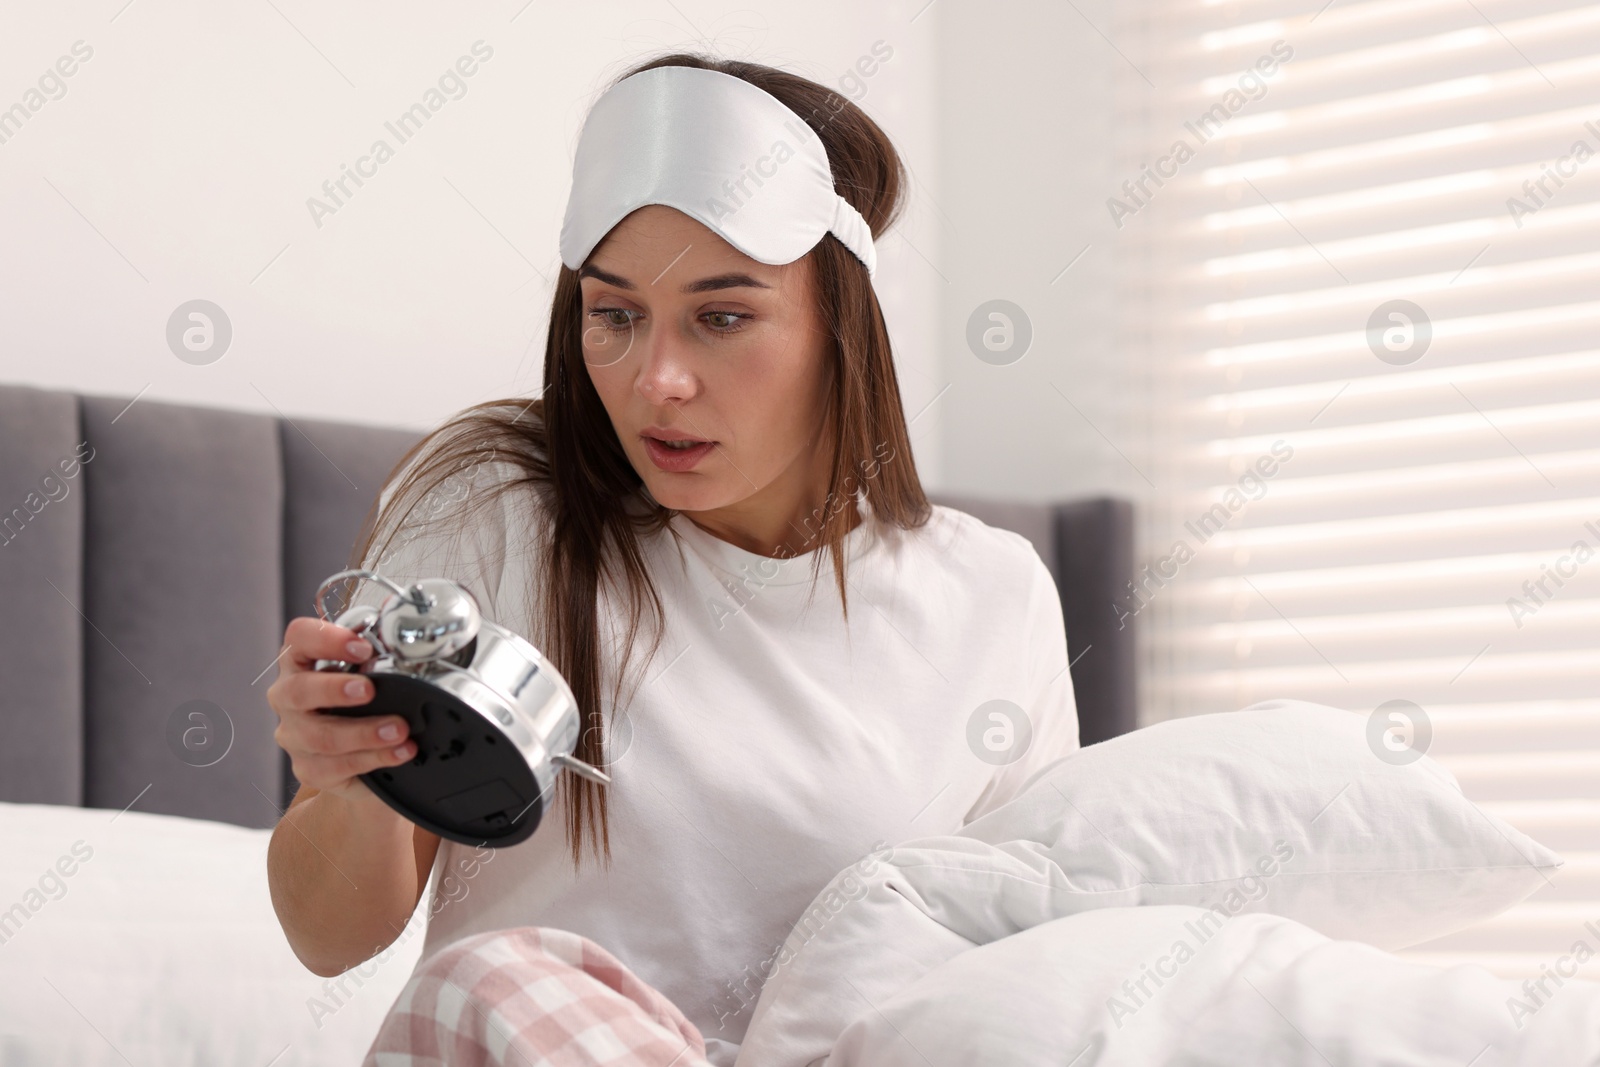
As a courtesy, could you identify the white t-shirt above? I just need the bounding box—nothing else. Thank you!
[348,450,1079,1066]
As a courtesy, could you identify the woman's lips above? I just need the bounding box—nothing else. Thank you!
[642,435,716,472]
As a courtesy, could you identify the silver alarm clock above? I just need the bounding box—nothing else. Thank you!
[312,568,609,847]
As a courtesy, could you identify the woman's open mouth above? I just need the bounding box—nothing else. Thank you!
[641,431,716,472]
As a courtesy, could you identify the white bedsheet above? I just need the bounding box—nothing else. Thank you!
[0,802,422,1067]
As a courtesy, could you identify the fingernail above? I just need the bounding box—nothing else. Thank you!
[345,640,372,660]
[345,678,369,698]
[393,744,412,760]
[378,723,400,742]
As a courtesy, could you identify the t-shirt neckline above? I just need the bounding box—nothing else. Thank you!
[668,493,879,587]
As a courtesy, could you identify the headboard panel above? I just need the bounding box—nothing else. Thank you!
[78,392,286,826]
[0,387,85,808]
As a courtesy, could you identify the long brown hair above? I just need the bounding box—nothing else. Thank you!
[349,52,930,869]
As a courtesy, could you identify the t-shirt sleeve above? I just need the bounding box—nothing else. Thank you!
[960,549,1082,824]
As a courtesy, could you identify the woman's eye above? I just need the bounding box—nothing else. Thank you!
[703,310,748,332]
[586,307,636,333]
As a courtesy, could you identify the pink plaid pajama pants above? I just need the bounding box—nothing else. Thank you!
[363,927,717,1067]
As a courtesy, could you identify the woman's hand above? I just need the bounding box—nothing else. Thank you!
[268,617,417,805]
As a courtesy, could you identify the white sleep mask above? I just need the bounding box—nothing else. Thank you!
[559,64,878,278]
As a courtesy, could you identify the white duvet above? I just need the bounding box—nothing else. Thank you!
[738,881,1600,1066]
[734,704,1600,1066]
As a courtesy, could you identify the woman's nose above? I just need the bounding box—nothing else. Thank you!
[634,327,697,405]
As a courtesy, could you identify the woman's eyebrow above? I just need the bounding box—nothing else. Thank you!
[578,264,635,289]
[682,272,773,293]
[578,264,772,293]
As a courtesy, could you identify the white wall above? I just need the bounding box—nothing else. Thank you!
[933,0,1128,503]
[0,0,951,484]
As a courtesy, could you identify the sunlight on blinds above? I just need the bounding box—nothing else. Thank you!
[1121,0,1600,981]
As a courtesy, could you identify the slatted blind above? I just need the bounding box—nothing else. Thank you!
[1119,0,1600,978]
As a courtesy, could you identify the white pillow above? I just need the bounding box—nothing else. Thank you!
[953,698,1561,950]
[0,801,424,1067]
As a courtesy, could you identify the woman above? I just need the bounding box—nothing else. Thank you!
[266,51,1078,1066]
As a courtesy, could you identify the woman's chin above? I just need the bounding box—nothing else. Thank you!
[637,473,734,514]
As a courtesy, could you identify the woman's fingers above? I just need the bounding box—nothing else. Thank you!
[275,704,411,758]
[269,614,414,794]
[281,615,374,674]
[289,742,419,793]
[278,666,383,714]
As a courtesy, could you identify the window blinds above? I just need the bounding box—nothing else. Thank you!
[1120,0,1600,979]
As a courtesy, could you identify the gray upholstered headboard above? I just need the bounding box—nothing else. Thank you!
[0,384,1136,829]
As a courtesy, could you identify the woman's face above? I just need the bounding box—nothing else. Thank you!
[578,205,838,549]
